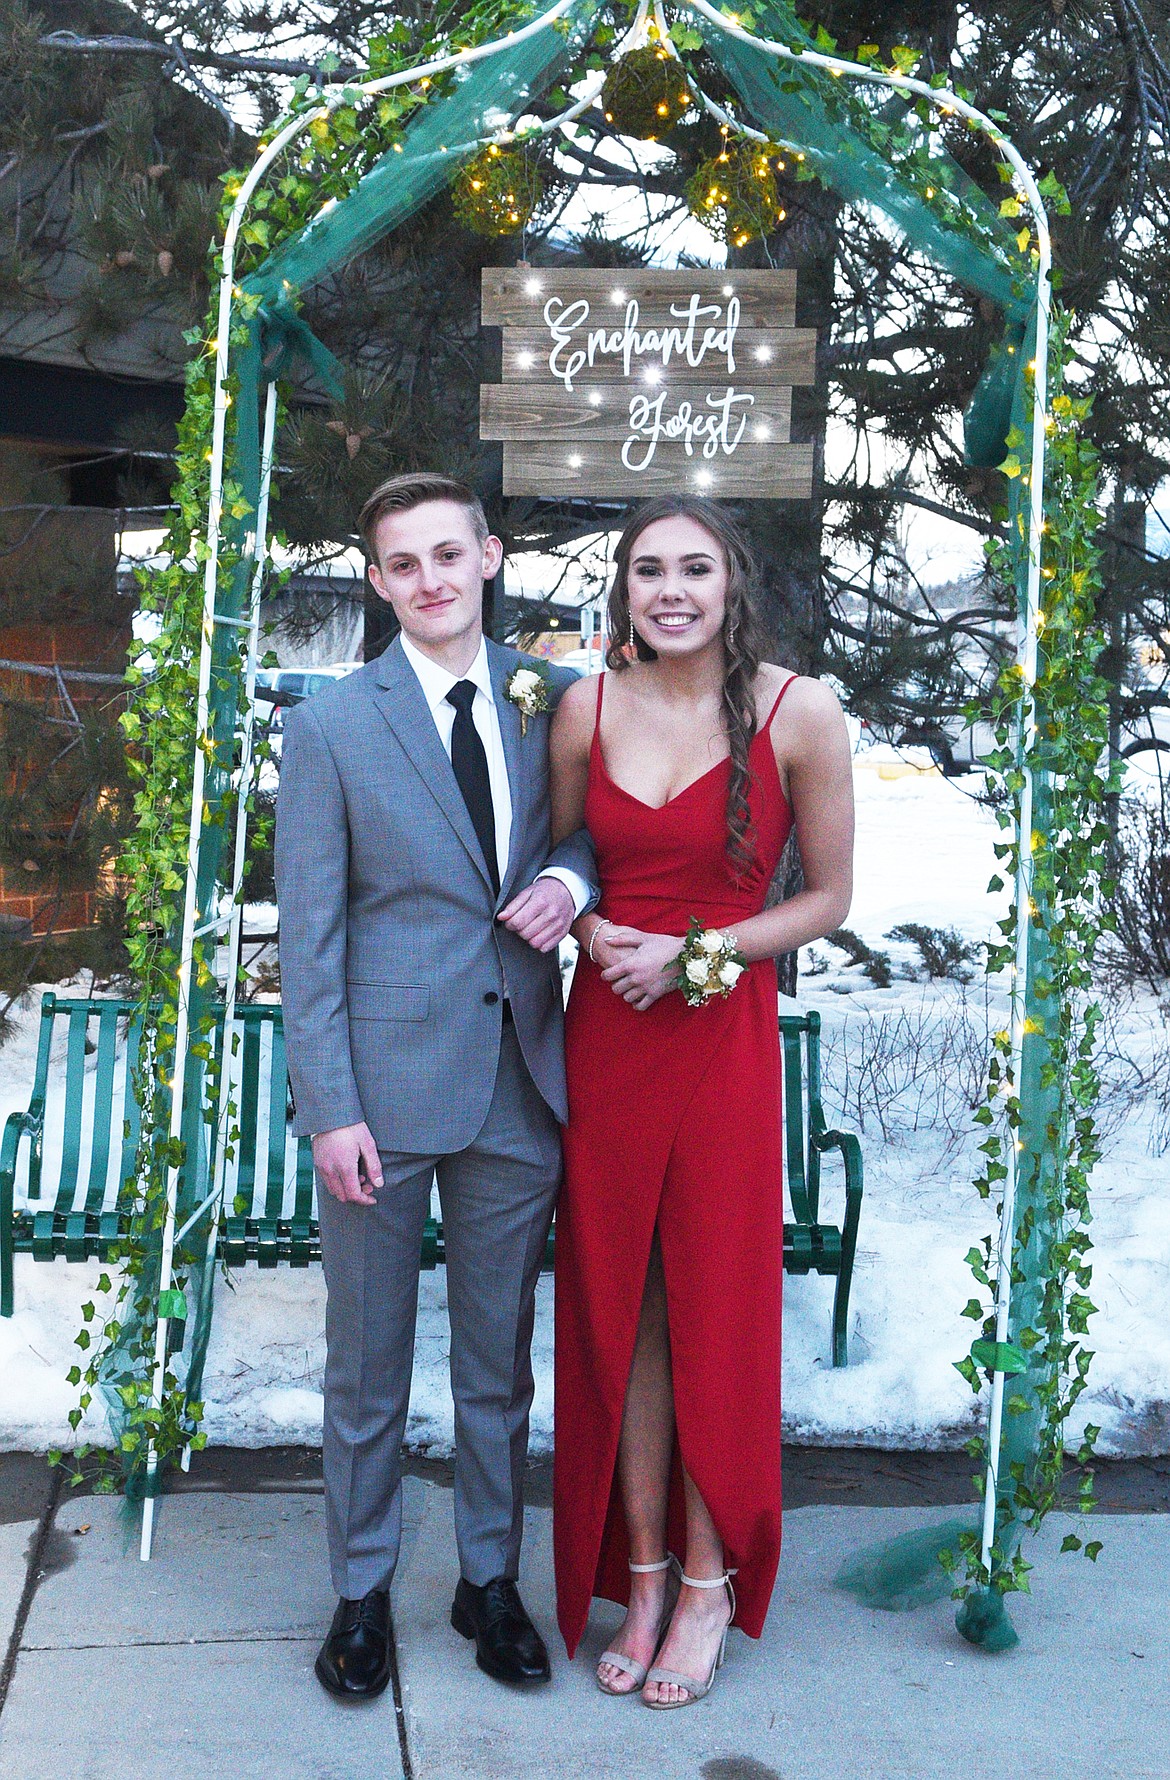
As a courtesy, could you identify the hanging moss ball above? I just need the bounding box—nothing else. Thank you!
[452,145,543,237]
[685,137,790,248]
[601,45,693,141]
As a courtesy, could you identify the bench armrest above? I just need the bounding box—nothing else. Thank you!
[810,1126,864,1369]
[810,1124,863,1213]
[810,1126,863,1235]
[1,1102,43,1185]
[1,1102,43,1318]
[812,1124,861,1175]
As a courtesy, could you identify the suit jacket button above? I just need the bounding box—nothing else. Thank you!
[483,991,499,1005]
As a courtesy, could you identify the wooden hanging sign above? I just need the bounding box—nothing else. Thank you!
[479,267,816,500]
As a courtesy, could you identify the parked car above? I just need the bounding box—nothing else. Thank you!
[254,663,362,733]
[895,719,998,776]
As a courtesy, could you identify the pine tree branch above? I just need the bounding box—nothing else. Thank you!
[37,31,363,82]
[828,483,996,537]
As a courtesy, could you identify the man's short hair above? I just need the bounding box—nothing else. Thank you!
[358,473,490,561]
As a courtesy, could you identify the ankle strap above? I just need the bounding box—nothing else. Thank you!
[681,1568,736,1588]
[628,1555,675,1574]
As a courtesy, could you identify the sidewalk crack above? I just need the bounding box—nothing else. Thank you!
[21,1633,320,1652]
[0,1462,63,1718]
[387,1605,414,1780]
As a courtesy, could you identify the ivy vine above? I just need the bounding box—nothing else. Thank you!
[948,313,1116,1594]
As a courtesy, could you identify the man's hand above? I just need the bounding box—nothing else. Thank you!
[498,876,575,952]
[312,1121,383,1206]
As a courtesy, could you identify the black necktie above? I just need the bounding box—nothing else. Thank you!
[446,680,499,895]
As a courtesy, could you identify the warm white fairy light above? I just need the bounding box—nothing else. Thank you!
[516,350,534,369]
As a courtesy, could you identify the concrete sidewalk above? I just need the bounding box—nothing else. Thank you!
[0,1473,1165,1780]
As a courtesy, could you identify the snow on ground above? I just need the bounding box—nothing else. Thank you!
[1,758,1167,1457]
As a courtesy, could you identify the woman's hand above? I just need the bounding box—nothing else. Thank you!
[589,923,642,973]
[601,931,683,1011]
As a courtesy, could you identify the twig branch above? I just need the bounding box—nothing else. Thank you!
[37,31,364,81]
[0,659,129,685]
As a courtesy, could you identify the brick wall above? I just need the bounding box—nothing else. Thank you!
[0,447,131,937]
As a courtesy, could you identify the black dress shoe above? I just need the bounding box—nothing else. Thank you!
[451,1576,551,1684]
[315,1588,391,1699]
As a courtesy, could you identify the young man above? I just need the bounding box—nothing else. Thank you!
[275,473,597,1699]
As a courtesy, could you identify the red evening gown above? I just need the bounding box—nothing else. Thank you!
[554,672,796,1659]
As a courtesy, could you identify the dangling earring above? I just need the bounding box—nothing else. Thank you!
[628,612,636,650]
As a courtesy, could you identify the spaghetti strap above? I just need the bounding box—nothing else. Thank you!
[591,670,606,742]
[763,673,799,732]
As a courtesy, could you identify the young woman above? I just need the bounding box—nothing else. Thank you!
[550,496,854,1708]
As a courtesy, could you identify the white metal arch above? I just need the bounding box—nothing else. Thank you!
[143,0,1052,1580]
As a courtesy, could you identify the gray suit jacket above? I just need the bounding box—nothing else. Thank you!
[274,636,598,1153]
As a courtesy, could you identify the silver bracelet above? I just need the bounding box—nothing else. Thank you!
[587,918,614,963]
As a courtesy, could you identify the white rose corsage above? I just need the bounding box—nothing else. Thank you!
[504,663,552,736]
[673,918,747,1007]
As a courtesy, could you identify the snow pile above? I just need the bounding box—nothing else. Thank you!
[1,764,1167,1456]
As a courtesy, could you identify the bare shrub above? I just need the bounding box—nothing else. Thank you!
[1091,991,1170,1157]
[1103,794,1170,991]
[817,985,992,1153]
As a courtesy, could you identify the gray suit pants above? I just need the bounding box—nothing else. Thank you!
[316,1024,561,1599]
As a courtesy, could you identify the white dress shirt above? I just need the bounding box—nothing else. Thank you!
[399,634,589,914]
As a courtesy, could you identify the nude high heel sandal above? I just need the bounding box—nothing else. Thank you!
[596,1555,681,1696]
[642,1570,736,1709]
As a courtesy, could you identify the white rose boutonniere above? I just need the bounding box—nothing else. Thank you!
[673,918,749,1007]
[504,663,552,736]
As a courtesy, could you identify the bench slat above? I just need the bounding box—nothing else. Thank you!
[265,1020,288,1219]
[56,1008,91,1213]
[293,1132,314,1223]
[780,1020,812,1225]
[116,1014,144,1209]
[236,1018,262,1214]
[82,1006,121,1214]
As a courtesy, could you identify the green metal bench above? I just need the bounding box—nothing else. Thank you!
[0,996,862,1364]
[0,994,441,1317]
[777,1010,864,1367]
